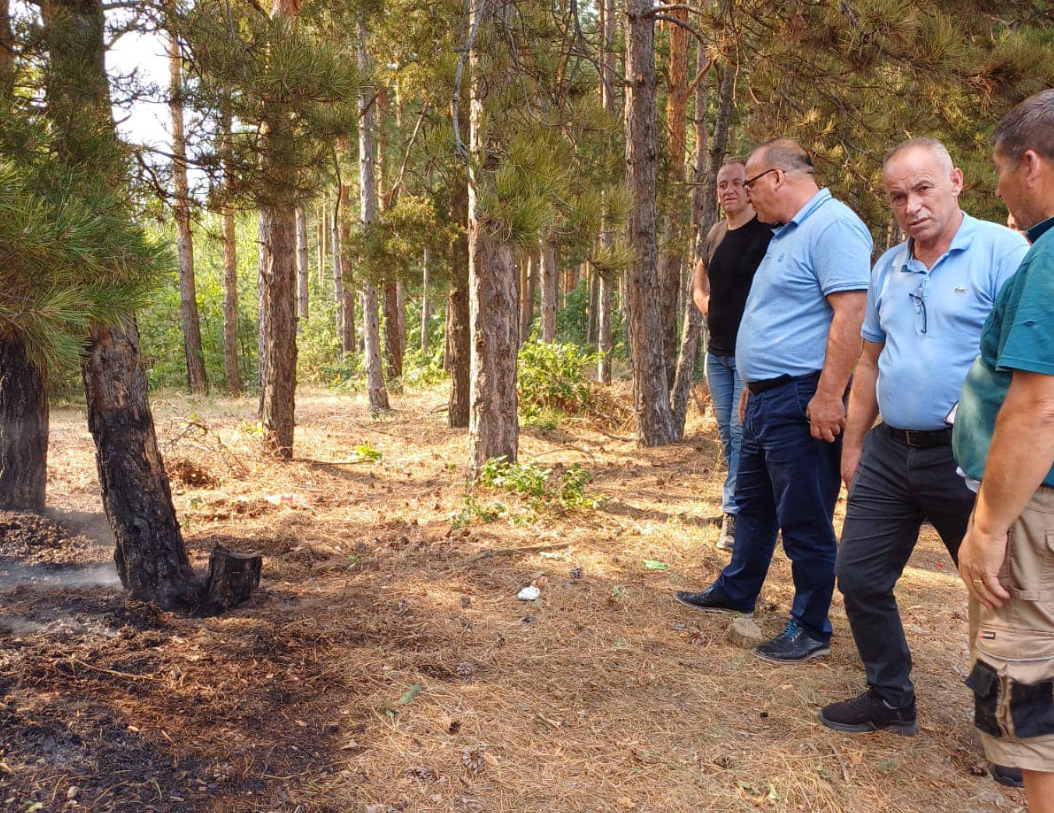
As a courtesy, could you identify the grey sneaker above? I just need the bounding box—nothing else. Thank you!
[716,513,736,552]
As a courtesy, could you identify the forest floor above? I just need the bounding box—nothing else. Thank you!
[0,383,1025,813]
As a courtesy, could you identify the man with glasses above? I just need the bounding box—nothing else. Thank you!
[675,138,871,662]
[692,158,773,551]
[818,139,1027,744]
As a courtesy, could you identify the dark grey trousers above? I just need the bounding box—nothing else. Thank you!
[836,424,976,707]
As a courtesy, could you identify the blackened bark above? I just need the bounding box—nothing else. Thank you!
[82,323,196,608]
[383,281,404,380]
[0,336,48,512]
[624,0,678,445]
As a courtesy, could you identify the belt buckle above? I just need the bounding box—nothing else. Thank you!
[904,430,919,447]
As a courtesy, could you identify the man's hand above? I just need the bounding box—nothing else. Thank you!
[738,386,749,424]
[958,519,1011,610]
[806,390,846,443]
[841,441,863,491]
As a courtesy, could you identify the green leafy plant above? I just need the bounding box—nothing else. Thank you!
[350,442,382,463]
[449,495,507,529]
[474,457,601,516]
[517,340,597,428]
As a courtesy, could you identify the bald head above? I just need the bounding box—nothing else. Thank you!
[750,138,815,174]
[883,137,953,176]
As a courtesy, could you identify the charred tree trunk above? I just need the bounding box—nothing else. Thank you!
[296,205,309,327]
[220,107,242,394]
[383,281,404,381]
[539,240,558,343]
[0,336,48,512]
[624,0,677,445]
[659,9,689,389]
[467,0,518,474]
[358,22,390,411]
[169,27,207,395]
[446,186,471,428]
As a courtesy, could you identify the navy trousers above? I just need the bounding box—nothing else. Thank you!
[712,374,842,641]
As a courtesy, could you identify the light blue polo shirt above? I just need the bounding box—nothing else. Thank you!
[736,188,872,382]
[863,213,1027,430]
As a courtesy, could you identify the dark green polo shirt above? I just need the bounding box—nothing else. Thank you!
[953,215,1054,487]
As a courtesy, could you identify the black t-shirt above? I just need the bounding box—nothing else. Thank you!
[703,216,773,357]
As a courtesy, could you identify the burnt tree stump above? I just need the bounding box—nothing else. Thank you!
[203,545,262,613]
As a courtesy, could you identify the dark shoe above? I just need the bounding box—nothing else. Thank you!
[716,513,736,552]
[989,763,1024,788]
[818,690,918,736]
[754,620,830,663]
[673,585,750,615]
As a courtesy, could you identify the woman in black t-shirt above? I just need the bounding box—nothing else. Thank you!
[691,159,773,551]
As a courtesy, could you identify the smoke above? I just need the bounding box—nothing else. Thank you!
[0,561,121,592]
[42,509,114,546]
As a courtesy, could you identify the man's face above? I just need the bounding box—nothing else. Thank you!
[743,155,779,222]
[993,146,1040,230]
[717,163,749,217]
[883,147,963,245]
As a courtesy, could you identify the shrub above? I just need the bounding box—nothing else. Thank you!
[517,339,596,416]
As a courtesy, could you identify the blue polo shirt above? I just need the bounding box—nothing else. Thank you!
[863,213,1028,430]
[954,215,1054,487]
[736,188,872,382]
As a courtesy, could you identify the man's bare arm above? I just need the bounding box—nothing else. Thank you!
[692,258,710,318]
[807,290,866,442]
[841,339,882,487]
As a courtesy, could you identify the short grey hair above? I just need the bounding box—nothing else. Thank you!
[883,137,954,174]
[993,89,1054,163]
[750,138,814,173]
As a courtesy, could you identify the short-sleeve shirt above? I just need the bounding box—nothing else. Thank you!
[735,188,872,382]
[953,215,1054,487]
[863,213,1028,430]
[703,216,773,357]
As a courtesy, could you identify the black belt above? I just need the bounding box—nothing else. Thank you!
[746,371,821,396]
[884,424,952,448]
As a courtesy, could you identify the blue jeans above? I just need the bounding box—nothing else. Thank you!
[712,374,842,641]
[705,352,744,515]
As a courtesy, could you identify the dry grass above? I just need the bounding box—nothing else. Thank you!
[0,383,1025,812]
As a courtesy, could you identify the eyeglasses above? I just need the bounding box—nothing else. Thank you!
[909,281,928,335]
[743,168,779,190]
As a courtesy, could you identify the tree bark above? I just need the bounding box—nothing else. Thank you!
[587,268,599,345]
[467,0,518,474]
[296,205,309,327]
[168,26,207,395]
[337,183,356,354]
[659,9,690,389]
[421,246,431,350]
[0,0,13,94]
[624,0,678,445]
[317,202,326,289]
[446,185,471,428]
[0,336,48,512]
[358,21,389,411]
[517,255,531,345]
[258,203,298,456]
[331,189,346,348]
[383,281,404,380]
[597,0,617,385]
[539,240,558,343]
[220,106,242,394]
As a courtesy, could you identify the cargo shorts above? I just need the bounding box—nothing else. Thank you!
[965,486,1054,772]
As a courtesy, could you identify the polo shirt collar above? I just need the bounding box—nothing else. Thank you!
[772,188,831,235]
[893,211,975,274]
[1026,214,1054,244]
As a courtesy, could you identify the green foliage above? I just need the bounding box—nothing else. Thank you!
[350,442,382,463]
[474,457,601,515]
[517,339,597,417]
[449,494,508,529]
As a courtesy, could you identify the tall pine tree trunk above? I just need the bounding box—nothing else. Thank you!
[358,21,389,411]
[168,26,206,395]
[421,246,431,350]
[296,205,309,327]
[220,106,241,394]
[0,336,48,512]
[383,282,404,380]
[467,0,518,474]
[446,185,470,428]
[337,183,356,354]
[659,10,689,389]
[331,190,346,349]
[597,0,617,384]
[587,268,599,345]
[517,256,531,345]
[624,0,677,445]
[539,240,558,343]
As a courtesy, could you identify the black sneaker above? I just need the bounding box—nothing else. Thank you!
[989,763,1024,788]
[672,585,750,615]
[754,620,831,663]
[818,690,918,735]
